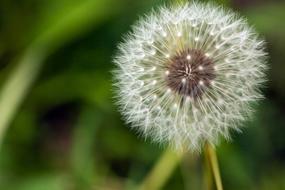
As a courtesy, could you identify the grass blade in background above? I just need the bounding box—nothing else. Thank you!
[0,0,122,148]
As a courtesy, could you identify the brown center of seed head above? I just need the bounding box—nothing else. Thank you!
[165,49,216,99]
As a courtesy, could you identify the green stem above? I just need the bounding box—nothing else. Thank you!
[205,142,223,190]
[203,147,213,190]
[138,148,183,190]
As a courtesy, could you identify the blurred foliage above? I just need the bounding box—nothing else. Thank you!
[0,0,284,190]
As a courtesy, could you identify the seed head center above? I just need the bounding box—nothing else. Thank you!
[165,49,216,99]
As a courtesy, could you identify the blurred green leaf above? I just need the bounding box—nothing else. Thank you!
[0,0,123,149]
[244,3,285,38]
[70,107,103,188]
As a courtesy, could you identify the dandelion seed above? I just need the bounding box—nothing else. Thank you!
[165,70,170,75]
[166,88,172,94]
[151,80,157,85]
[150,66,156,71]
[113,2,267,151]
[177,31,182,37]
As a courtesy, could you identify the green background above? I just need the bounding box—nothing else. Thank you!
[0,0,284,189]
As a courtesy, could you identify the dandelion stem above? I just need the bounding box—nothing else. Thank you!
[138,148,183,190]
[203,147,213,190]
[204,142,223,190]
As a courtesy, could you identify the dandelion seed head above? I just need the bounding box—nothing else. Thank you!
[113,2,267,151]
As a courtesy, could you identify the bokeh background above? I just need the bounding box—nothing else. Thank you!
[0,0,284,189]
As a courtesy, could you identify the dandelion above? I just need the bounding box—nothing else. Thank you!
[113,2,267,151]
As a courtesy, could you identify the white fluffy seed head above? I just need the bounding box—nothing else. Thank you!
[113,2,267,152]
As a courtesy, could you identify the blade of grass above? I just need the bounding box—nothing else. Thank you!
[70,107,104,188]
